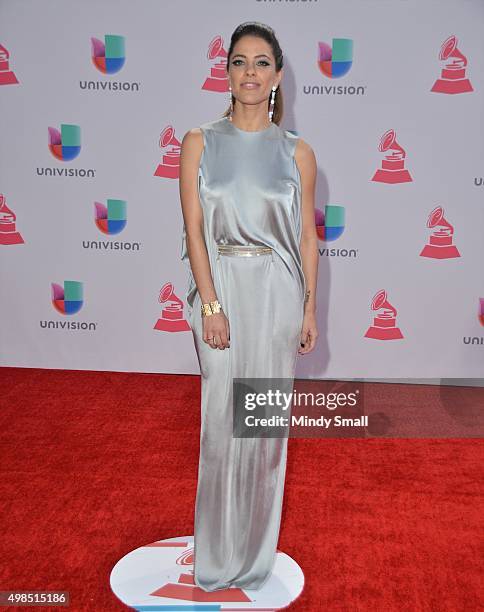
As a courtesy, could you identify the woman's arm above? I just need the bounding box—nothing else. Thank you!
[295,138,319,353]
[179,128,218,306]
[179,128,230,350]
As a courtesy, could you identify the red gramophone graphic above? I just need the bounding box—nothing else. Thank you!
[0,44,19,85]
[431,35,473,94]
[150,546,251,602]
[420,205,460,259]
[0,194,24,245]
[371,129,413,184]
[154,125,182,179]
[201,35,229,92]
[154,282,191,332]
[364,289,404,340]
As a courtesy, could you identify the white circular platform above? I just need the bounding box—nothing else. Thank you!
[110,535,304,610]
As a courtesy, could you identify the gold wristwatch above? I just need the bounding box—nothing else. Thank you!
[201,299,222,317]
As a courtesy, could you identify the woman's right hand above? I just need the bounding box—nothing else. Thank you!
[203,310,230,350]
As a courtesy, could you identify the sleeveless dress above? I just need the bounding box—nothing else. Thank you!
[180,115,306,592]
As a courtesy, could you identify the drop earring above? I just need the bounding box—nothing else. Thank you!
[228,85,233,122]
[269,85,277,122]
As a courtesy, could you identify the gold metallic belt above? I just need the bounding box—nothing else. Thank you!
[217,244,273,257]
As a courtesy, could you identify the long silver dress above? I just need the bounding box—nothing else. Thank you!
[180,115,306,592]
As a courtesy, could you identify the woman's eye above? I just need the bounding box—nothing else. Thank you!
[231,60,270,66]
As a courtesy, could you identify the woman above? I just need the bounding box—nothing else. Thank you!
[179,21,318,592]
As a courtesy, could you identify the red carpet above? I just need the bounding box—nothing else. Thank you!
[0,367,482,611]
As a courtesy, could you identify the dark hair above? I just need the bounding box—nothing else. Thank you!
[222,22,284,125]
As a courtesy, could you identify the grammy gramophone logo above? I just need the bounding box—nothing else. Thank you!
[154,282,191,332]
[0,43,19,85]
[202,34,229,92]
[0,193,24,245]
[148,544,251,602]
[371,129,412,184]
[431,35,473,95]
[154,125,181,179]
[364,289,404,340]
[420,206,460,259]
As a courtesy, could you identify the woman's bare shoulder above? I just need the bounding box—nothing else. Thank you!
[181,127,204,160]
[182,127,203,146]
[294,137,316,175]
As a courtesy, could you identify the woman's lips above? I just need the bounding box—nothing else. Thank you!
[241,83,260,89]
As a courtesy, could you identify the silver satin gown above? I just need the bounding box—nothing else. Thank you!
[180,115,306,592]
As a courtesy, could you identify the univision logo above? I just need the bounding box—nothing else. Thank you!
[315,205,358,258]
[51,280,83,315]
[304,38,366,96]
[40,280,97,330]
[36,124,96,178]
[318,39,353,78]
[92,34,125,74]
[79,34,140,92]
[95,199,127,234]
[48,124,81,161]
[81,199,141,251]
[462,298,484,346]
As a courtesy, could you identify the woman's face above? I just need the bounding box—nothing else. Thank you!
[228,35,281,107]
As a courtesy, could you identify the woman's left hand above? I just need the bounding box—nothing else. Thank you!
[298,310,318,354]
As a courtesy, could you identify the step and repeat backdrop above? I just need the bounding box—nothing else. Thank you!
[1,0,483,378]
